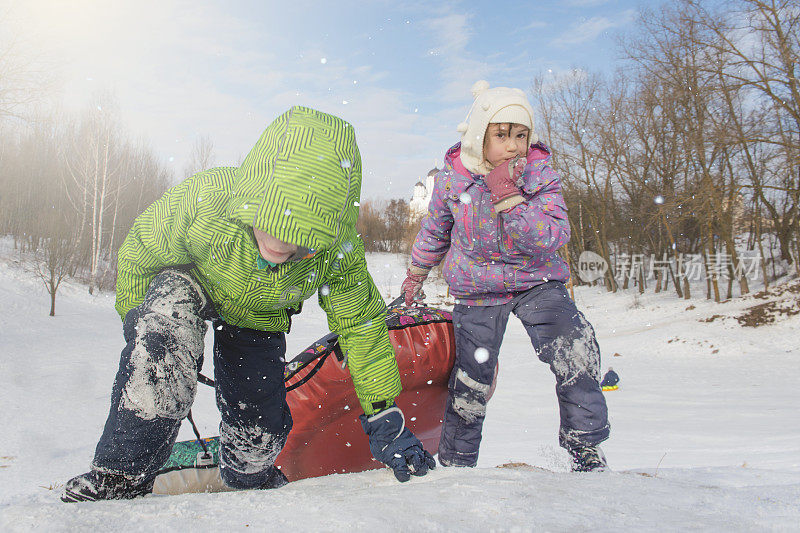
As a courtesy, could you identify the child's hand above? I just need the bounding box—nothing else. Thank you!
[485,156,526,205]
[359,406,436,482]
[401,267,429,306]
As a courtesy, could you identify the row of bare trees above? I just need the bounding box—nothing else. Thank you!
[357,198,416,253]
[2,15,225,317]
[0,97,175,313]
[537,0,799,301]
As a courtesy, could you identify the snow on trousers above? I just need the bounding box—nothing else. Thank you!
[92,269,293,489]
[438,281,610,467]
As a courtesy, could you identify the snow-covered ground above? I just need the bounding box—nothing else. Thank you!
[1,250,799,531]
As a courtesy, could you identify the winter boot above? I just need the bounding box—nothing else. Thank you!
[260,465,289,489]
[61,470,154,503]
[567,444,608,472]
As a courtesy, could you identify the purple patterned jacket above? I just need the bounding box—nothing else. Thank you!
[410,142,571,306]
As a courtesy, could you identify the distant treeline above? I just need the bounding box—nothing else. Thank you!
[0,101,174,297]
[537,0,799,300]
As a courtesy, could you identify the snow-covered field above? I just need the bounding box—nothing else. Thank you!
[1,251,799,531]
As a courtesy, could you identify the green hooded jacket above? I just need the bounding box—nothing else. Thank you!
[115,106,401,414]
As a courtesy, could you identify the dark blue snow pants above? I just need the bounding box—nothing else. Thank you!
[92,270,292,489]
[438,281,609,467]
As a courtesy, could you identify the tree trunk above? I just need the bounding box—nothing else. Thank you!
[722,233,749,297]
[701,227,720,302]
[755,198,769,291]
[49,283,56,316]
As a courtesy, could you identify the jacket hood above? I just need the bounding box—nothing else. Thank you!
[226,106,362,252]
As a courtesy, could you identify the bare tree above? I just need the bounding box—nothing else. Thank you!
[533,70,622,291]
[14,115,82,315]
[2,93,172,301]
[34,234,76,316]
[687,0,800,265]
[184,134,216,177]
[0,33,50,120]
[357,198,413,253]
[62,95,125,294]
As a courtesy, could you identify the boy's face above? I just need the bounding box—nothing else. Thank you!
[483,123,530,170]
[253,228,298,264]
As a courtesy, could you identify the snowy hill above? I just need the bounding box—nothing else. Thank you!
[1,253,799,531]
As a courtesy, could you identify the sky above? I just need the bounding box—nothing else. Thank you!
[2,0,646,200]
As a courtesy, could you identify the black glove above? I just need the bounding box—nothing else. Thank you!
[359,406,436,482]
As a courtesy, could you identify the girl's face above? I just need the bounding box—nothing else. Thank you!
[483,123,530,170]
[253,228,298,264]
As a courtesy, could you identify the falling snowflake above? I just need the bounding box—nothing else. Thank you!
[459,193,472,204]
[474,347,490,364]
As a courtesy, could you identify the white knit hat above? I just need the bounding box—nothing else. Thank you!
[457,80,537,175]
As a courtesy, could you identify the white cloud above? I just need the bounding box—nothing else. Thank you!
[419,11,493,118]
[423,13,471,57]
[563,0,613,6]
[552,10,637,47]
[520,21,548,30]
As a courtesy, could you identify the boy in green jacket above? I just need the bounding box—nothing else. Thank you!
[62,106,434,502]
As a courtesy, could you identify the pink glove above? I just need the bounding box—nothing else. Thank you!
[401,267,429,306]
[485,156,526,205]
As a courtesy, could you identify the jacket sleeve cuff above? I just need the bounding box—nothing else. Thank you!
[408,264,432,276]
[360,397,396,415]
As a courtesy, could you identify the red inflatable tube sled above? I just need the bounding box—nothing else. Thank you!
[276,303,455,480]
[153,302,456,493]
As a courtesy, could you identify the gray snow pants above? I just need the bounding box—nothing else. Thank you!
[438,281,609,467]
[92,269,292,489]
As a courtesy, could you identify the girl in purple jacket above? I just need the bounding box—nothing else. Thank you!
[402,81,610,471]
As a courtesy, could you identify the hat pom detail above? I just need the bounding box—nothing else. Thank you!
[471,80,490,98]
[456,121,469,133]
